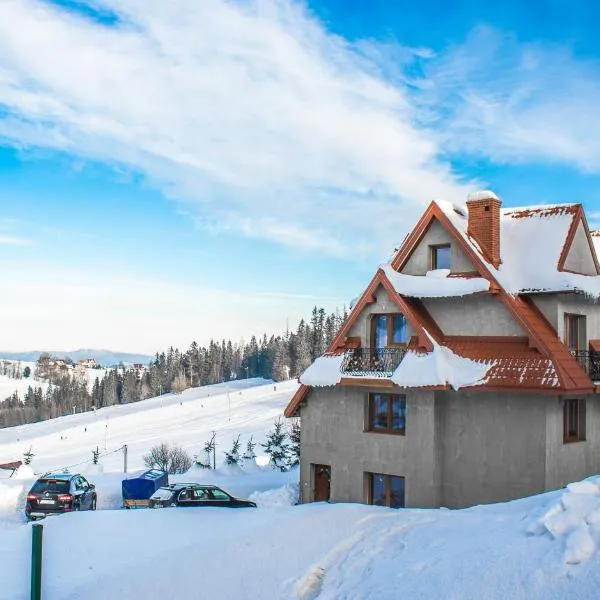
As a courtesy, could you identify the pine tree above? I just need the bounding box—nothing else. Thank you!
[288,418,301,468]
[23,446,34,465]
[92,446,100,465]
[242,436,257,462]
[198,431,217,469]
[223,435,242,466]
[261,418,290,471]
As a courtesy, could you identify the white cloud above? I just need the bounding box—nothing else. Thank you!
[0,0,473,259]
[416,26,600,172]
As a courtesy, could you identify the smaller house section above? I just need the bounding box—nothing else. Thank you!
[286,191,600,509]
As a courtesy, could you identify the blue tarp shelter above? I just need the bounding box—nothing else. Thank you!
[122,469,168,507]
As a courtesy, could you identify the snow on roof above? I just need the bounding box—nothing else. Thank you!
[467,190,499,202]
[298,341,491,390]
[381,264,490,298]
[436,200,600,297]
[591,230,600,261]
[299,355,343,387]
[391,341,492,390]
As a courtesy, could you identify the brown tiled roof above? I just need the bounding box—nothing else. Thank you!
[443,337,560,389]
[502,295,593,392]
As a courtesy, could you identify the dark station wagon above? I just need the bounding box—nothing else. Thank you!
[25,473,97,520]
[149,483,257,509]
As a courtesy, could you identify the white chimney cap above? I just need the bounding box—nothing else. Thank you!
[467,190,499,202]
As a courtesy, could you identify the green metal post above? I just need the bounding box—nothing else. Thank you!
[31,523,43,600]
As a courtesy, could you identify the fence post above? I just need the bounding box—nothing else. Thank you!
[31,523,43,600]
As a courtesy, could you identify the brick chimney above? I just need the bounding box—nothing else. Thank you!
[466,190,501,268]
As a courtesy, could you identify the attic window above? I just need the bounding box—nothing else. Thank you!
[430,244,451,270]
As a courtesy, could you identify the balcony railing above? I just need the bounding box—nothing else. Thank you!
[340,347,407,378]
[571,350,600,382]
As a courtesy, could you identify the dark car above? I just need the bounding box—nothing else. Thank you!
[148,483,257,509]
[25,473,97,520]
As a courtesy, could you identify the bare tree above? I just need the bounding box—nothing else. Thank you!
[143,443,192,474]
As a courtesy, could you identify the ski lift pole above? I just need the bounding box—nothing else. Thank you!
[30,523,43,600]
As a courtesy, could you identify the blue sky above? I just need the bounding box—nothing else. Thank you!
[1,0,600,353]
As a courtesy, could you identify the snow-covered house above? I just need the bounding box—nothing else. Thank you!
[285,191,600,509]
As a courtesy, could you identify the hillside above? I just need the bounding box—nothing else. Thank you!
[0,349,153,367]
[1,380,599,599]
[0,372,49,402]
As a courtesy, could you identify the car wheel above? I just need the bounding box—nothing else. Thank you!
[91,496,97,511]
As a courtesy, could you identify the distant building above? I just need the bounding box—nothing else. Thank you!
[77,358,98,369]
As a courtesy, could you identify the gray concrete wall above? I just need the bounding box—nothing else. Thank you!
[402,219,474,275]
[299,386,440,508]
[545,395,600,490]
[423,295,526,336]
[563,222,597,275]
[436,391,549,507]
[347,285,415,346]
[299,386,600,509]
[532,294,600,343]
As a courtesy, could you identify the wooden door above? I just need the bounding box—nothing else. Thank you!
[313,464,331,502]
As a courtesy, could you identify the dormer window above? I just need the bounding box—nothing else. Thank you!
[430,244,451,270]
[372,314,407,348]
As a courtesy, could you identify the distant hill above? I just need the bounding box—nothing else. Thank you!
[0,349,153,367]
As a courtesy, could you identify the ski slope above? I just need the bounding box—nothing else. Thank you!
[0,378,292,474]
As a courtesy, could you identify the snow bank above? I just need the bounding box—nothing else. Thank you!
[528,476,600,565]
[85,462,105,475]
[381,264,490,298]
[300,355,343,387]
[0,481,24,513]
[249,483,298,507]
[13,464,35,480]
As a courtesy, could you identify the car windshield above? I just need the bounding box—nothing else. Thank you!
[31,479,70,494]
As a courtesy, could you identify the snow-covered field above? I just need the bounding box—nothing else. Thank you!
[1,379,600,599]
[0,371,48,401]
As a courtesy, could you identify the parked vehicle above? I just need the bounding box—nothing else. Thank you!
[25,473,97,520]
[148,483,257,509]
[122,469,168,509]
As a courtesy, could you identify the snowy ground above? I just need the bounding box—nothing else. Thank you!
[0,372,48,401]
[1,379,600,599]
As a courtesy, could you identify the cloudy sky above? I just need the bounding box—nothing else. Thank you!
[2,0,600,353]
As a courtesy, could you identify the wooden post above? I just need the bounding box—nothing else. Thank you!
[31,523,43,600]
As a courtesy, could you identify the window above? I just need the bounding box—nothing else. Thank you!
[210,489,231,501]
[368,393,406,434]
[430,244,451,270]
[367,473,405,508]
[564,399,586,443]
[372,314,407,348]
[564,314,586,352]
